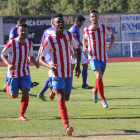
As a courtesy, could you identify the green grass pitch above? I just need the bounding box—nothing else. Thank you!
[0,62,140,139]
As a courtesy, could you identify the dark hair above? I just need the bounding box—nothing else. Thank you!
[90,9,99,15]
[75,15,85,23]
[52,13,63,19]
[17,18,26,25]
[18,23,27,28]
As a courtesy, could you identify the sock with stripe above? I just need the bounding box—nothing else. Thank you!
[40,77,50,95]
[58,100,69,129]
[96,78,105,101]
[94,79,98,94]
[82,67,87,86]
[19,96,29,117]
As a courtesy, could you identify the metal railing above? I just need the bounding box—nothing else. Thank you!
[1,41,140,58]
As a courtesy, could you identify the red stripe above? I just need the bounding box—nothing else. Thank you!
[67,31,72,43]
[56,37,64,77]
[18,42,22,77]
[87,27,93,59]
[28,40,32,74]
[11,39,16,78]
[49,36,58,77]
[102,25,106,61]
[63,34,69,77]
[23,43,27,76]
[91,28,97,59]
[97,28,102,61]
[107,26,111,31]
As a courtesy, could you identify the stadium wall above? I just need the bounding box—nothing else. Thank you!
[0,13,140,61]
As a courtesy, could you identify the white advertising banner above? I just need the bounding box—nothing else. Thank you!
[81,14,121,58]
[121,14,140,57]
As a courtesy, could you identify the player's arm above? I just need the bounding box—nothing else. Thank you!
[107,35,115,49]
[39,39,57,71]
[71,34,81,78]
[1,43,15,70]
[83,38,88,53]
[36,43,43,63]
[29,56,39,68]
[1,54,15,70]
[28,43,39,68]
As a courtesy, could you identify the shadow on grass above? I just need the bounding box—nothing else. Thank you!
[1,129,140,139]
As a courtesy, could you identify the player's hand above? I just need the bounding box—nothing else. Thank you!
[83,48,87,53]
[107,43,112,49]
[35,62,39,68]
[50,64,58,71]
[75,66,81,79]
[8,64,15,70]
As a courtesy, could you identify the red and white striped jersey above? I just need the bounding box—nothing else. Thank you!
[83,24,113,61]
[41,30,79,78]
[1,38,33,78]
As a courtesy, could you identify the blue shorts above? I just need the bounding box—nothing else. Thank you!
[8,75,31,94]
[89,59,106,74]
[50,77,73,94]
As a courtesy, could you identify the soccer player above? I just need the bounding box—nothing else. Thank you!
[1,23,39,121]
[69,15,93,89]
[83,9,115,108]
[3,18,39,91]
[36,19,55,101]
[39,13,81,136]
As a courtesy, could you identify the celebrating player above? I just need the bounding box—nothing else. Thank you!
[3,18,39,92]
[39,13,81,136]
[1,23,39,121]
[83,9,115,108]
[69,15,93,89]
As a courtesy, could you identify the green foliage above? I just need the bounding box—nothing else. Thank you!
[0,0,139,16]
[128,0,140,13]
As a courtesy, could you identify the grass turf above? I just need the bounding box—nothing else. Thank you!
[0,62,140,139]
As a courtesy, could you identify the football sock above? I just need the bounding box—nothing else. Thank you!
[82,67,87,86]
[96,78,105,101]
[94,79,98,93]
[40,77,50,95]
[19,96,29,117]
[58,100,69,129]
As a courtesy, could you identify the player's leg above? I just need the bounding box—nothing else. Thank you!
[3,71,8,92]
[5,77,19,98]
[81,52,92,89]
[19,75,31,121]
[52,77,73,136]
[65,77,73,101]
[89,59,108,108]
[49,77,56,100]
[37,77,50,101]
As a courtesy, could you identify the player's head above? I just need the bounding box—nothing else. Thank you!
[52,13,64,33]
[75,15,85,28]
[17,18,26,25]
[17,23,28,39]
[89,9,99,25]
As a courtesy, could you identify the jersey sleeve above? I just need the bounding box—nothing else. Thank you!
[1,41,12,56]
[40,31,48,43]
[9,28,17,39]
[83,27,88,40]
[106,26,114,38]
[71,33,80,49]
[29,42,34,56]
[41,37,51,57]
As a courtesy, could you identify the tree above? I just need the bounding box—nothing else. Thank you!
[83,0,99,14]
[98,0,128,13]
[128,0,140,13]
